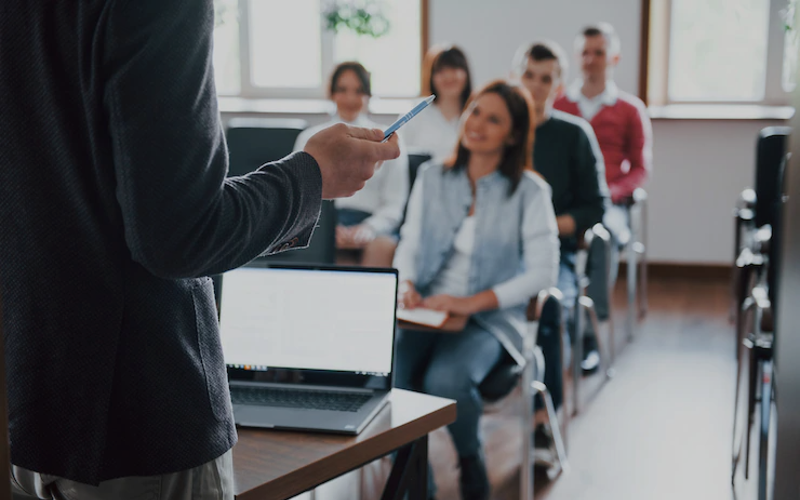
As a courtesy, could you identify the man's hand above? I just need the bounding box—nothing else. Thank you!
[304,124,401,199]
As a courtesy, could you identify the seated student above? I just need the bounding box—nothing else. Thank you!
[393,80,559,500]
[402,44,473,161]
[293,62,409,265]
[512,40,609,465]
[554,23,653,322]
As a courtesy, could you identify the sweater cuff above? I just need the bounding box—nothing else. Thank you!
[264,151,323,252]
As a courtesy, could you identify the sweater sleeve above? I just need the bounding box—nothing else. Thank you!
[492,181,560,308]
[565,123,609,233]
[611,99,653,202]
[104,0,322,279]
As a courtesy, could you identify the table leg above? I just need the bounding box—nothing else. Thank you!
[380,435,429,500]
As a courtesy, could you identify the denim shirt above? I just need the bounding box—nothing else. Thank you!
[395,162,559,353]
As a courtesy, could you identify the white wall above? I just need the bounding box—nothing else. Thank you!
[647,119,784,264]
[429,0,642,94]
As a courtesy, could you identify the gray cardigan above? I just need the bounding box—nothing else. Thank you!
[0,0,322,484]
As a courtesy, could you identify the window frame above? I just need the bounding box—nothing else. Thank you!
[641,0,791,107]
[219,0,428,100]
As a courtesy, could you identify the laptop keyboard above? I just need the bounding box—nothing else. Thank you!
[230,386,372,413]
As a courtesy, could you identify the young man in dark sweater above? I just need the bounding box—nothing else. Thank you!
[512,40,609,466]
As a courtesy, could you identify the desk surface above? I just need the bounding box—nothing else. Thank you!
[233,388,456,500]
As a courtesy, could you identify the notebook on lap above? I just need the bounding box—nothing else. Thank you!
[217,262,398,435]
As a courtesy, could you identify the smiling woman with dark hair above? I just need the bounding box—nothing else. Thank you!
[393,80,559,500]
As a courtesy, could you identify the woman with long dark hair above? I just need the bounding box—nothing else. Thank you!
[393,80,559,500]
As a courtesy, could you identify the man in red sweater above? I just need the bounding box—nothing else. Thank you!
[554,22,652,370]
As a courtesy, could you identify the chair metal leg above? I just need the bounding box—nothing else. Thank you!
[732,299,756,481]
[606,278,616,370]
[637,196,649,320]
[626,239,637,342]
[521,325,535,500]
[532,381,569,479]
[557,311,570,452]
[758,360,773,500]
[579,296,613,381]
[745,335,758,480]
[571,300,583,416]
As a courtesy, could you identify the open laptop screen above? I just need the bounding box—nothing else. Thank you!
[218,264,398,387]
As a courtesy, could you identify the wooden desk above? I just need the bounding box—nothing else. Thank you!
[233,389,456,500]
[398,314,469,333]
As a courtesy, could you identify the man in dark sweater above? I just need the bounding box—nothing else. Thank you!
[513,40,609,465]
[0,0,399,497]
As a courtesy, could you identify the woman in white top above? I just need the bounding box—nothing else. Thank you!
[294,62,409,264]
[400,44,473,161]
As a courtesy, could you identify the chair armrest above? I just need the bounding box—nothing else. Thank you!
[527,288,564,322]
[752,225,772,256]
[737,188,757,210]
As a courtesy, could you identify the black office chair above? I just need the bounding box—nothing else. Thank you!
[731,132,789,499]
[732,128,790,326]
[732,128,790,362]
[225,117,309,176]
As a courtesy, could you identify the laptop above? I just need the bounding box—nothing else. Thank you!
[217,262,398,435]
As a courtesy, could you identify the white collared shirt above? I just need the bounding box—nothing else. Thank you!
[566,80,619,121]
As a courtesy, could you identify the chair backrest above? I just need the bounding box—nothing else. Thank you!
[754,127,791,228]
[407,153,432,193]
[225,118,309,177]
[583,223,612,315]
[478,289,563,403]
[769,154,789,323]
[398,153,433,229]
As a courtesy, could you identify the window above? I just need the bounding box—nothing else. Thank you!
[212,0,425,99]
[644,0,791,105]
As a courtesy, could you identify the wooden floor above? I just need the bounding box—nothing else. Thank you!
[302,273,764,500]
[427,274,745,500]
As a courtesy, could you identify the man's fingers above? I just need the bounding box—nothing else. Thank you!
[362,135,400,162]
[347,126,400,161]
[347,126,385,142]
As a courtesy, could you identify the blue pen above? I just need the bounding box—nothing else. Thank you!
[382,95,436,142]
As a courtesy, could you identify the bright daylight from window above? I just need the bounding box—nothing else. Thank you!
[668,0,770,102]
[212,0,421,98]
